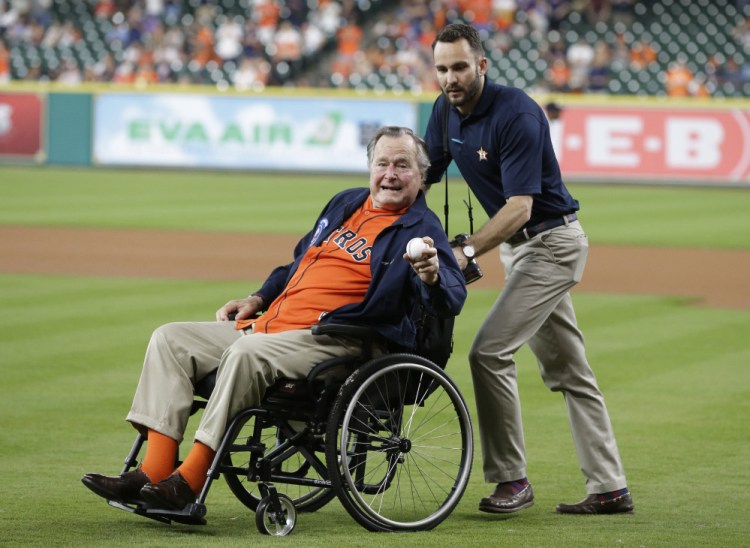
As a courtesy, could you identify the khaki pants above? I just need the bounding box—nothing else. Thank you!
[126,322,362,450]
[470,222,627,494]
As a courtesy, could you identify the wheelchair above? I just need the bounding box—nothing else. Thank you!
[105,323,474,536]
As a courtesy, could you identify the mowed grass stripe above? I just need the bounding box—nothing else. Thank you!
[2,165,750,249]
[0,166,354,233]
[0,275,252,375]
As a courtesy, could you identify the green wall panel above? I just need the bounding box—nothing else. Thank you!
[47,93,91,166]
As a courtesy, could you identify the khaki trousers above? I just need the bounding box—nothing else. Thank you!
[126,322,362,450]
[470,222,627,494]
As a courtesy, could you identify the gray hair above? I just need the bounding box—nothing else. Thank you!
[366,126,431,180]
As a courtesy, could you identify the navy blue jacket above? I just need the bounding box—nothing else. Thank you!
[424,80,579,227]
[253,188,467,350]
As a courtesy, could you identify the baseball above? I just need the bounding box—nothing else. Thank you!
[406,238,428,261]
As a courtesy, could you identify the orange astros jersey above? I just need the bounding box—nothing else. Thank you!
[247,197,407,334]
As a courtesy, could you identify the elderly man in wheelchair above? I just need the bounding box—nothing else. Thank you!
[82,126,473,535]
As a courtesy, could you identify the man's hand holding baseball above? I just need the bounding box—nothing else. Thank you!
[403,236,439,286]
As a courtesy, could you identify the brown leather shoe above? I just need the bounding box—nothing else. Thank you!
[140,472,196,511]
[479,483,534,514]
[556,491,634,514]
[81,469,150,505]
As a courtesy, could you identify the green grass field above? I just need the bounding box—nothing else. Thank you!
[1,166,749,546]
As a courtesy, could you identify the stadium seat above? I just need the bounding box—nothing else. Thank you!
[4,0,747,97]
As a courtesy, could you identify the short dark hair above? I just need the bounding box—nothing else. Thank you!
[432,23,485,56]
[366,126,431,180]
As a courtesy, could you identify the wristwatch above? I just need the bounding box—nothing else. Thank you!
[461,243,476,260]
[453,233,475,259]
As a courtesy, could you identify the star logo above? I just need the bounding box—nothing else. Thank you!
[476,147,488,161]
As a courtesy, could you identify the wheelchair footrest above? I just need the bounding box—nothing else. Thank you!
[142,502,208,526]
[107,499,208,526]
[107,500,171,524]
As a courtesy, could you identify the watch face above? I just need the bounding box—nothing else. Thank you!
[463,245,475,259]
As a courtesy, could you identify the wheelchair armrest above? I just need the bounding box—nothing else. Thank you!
[311,323,378,342]
[312,323,382,361]
[227,313,259,322]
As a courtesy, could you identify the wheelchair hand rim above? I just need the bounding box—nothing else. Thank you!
[338,360,473,530]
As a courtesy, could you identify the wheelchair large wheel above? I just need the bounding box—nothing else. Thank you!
[223,412,335,513]
[325,354,473,532]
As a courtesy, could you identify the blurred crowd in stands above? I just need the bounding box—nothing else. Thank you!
[0,0,748,97]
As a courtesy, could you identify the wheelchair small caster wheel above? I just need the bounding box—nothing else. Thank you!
[255,494,296,536]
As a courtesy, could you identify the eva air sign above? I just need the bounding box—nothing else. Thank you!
[93,94,417,172]
[126,112,340,146]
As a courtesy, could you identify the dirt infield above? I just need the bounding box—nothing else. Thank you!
[2,225,749,309]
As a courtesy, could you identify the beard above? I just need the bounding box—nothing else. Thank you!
[443,69,483,108]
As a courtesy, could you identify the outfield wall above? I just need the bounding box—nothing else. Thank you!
[1,85,748,186]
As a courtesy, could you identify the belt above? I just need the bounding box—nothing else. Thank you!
[506,213,578,246]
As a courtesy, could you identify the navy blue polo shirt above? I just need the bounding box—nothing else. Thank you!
[424,80,579,227]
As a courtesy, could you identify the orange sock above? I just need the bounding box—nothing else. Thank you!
[141,429,178,483]
[176,441,216,494]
